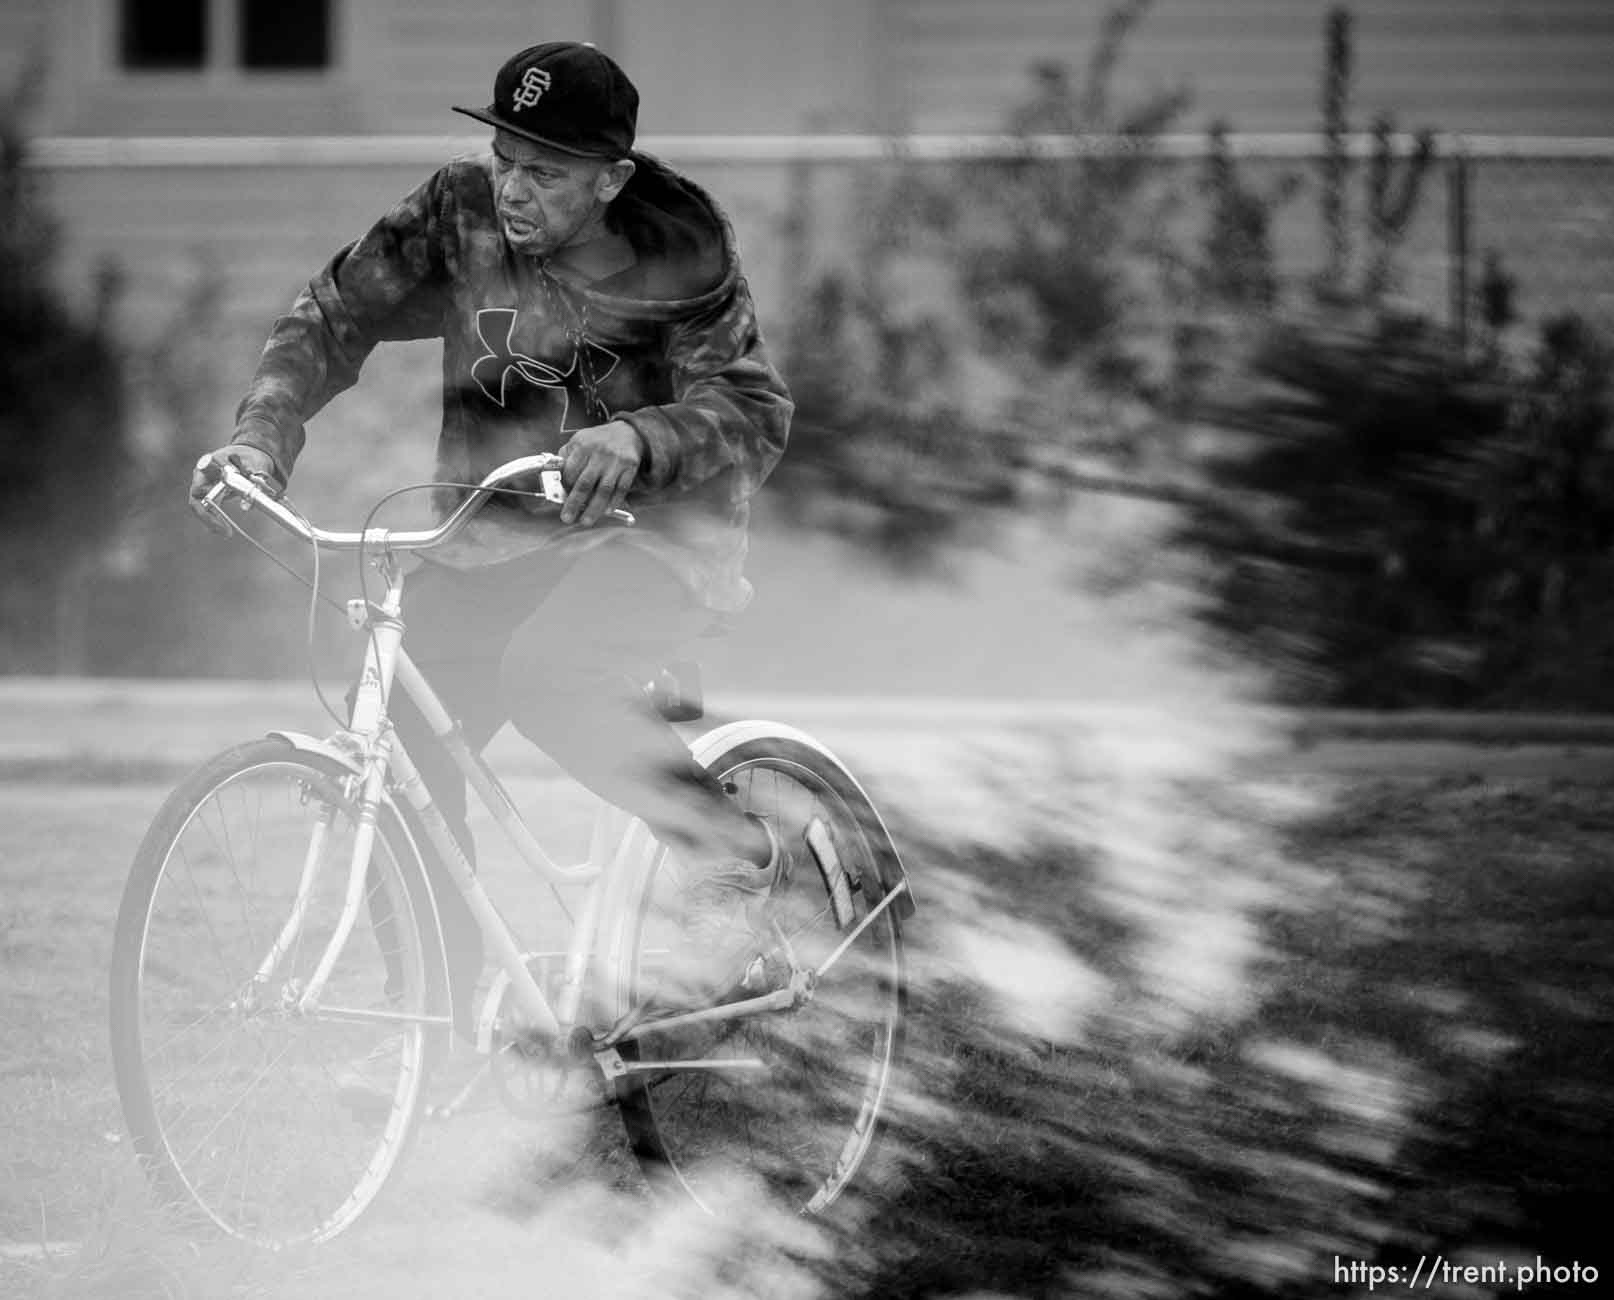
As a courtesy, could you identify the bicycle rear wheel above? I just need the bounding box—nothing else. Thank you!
[612,734,907,1216]
[109,738,444,1247]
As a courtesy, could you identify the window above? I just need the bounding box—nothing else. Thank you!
[240,0,330,70]
[120,0,207,69]
[118,0,333,73]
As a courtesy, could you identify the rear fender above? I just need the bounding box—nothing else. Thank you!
[690,720,916,919]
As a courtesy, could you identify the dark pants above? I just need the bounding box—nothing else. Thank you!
[372,541,763,1031]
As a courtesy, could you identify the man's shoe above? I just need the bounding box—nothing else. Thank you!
[663,826,785,1008]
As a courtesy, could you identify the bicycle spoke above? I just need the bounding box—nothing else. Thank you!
[114,747,433,1248]
[616,741,905,1215]
[178,1036,300,1171]
[144,991,242,1065]
[174,838,251,996]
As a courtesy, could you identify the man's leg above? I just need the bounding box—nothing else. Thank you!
[372,559,556,1035]
[496,543,771,870]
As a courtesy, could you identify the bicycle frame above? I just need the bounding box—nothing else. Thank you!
[276,545,619,1047]
[206,459,900,1078]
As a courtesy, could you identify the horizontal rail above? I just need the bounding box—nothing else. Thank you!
[23,131,1614,170]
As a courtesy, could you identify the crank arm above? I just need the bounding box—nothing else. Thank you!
[594,1048,769,1081]
[597,984,798,1049]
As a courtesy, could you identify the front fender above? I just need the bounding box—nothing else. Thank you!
[264,730,452,991]
[266,729,365,775]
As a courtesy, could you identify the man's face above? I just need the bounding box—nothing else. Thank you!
[490,130,628,257]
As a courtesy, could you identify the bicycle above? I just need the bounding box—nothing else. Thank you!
[109,453,914,1248]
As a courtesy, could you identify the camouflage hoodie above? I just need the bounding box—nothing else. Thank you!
[231,151,793,612]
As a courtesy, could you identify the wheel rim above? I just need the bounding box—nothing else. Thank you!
[625,755,903,1215]
[126,761,427,1247]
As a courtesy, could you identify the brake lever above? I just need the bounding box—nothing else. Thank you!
[538,467,636,526]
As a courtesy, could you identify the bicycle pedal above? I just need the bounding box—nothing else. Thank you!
[740,956,768,992]
[739,952,790,995]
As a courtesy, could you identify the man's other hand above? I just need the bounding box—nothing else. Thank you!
[558,421,644,527]
[188,445,282,531]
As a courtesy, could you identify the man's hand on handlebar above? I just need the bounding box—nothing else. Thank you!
[189,445,283,533]
[558,421,644,528]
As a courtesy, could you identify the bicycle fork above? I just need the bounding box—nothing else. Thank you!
[240,735,418,1022]
[293,742,397,1015]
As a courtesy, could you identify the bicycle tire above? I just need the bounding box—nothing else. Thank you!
[610,732,907,1216]
[110,737,448,1247]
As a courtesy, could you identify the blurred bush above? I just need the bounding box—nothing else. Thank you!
[777,0,1614,711]
[0,65,316,678]
[820,759,1613,1299]
[1166,4,1614,709]
[775,0,1195,570]
[1183,309,1614,707]
[85,265,338,678]
[0,67,129,673]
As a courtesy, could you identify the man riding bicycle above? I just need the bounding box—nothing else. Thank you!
[188,41,793,1063]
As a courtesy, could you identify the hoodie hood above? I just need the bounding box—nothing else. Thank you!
[543,151,739,322]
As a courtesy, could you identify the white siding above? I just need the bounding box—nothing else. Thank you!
[362,0,595,132]
[35,153,799,336]
[24,1,1614,140]
[615,0,884,132]
[897,0,1614,135]
[0,0,50,113]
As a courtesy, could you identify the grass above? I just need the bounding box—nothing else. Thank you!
[1,736,1610,1298]
[833,769,1613,1298]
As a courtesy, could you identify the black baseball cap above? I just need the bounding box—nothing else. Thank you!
[453,42,638,159]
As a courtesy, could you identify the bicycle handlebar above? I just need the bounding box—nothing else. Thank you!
[202,452,635,552]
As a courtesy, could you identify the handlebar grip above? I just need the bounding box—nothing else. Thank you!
[217,463,266,504]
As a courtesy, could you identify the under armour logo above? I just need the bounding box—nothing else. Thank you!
[470,307,619,429]
[512,67,552,110]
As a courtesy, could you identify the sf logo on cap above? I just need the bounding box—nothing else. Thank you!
[513,66,552,110]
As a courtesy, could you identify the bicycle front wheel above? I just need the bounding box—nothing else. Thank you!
[109,738,444,1248]
[613,734,907,1216]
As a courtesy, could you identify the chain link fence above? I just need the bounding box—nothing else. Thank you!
[1457,142,1614,340]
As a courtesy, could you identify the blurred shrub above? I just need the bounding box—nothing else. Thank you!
[83,266,335,678]
[777,0,1194,567]
[829,761,1613,1299]
[1183,309,1614,706]
[1313,5,1438,309]
[770,271,1025,567]
[0,65,315,679]
[1195,121,1302,311]
[0,68,129,673]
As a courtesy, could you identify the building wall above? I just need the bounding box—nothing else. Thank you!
[11,1,1614,358]
[34,152,802,341]
[896,0,1614,135]
[9,0,883,136]
[14,2,1614,139]
[347,0,596,134]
